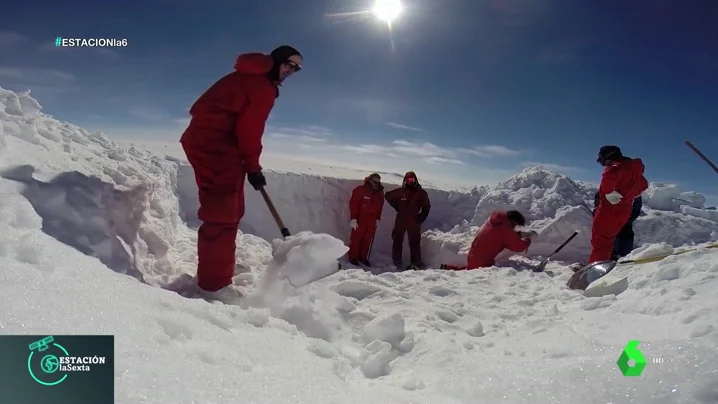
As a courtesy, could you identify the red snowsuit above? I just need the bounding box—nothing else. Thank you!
[385,173,431,265]
[179,53,278,292]
[443,211,532,270]
[589,157,648,263]
[348,178,385,262]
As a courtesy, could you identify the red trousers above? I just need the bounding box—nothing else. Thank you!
[589,203,632,263]
[182,143,245,292]
[392,221,422,264]
[348,219,377,261]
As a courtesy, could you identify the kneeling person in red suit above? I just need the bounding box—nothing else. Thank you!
[441,210,535,270]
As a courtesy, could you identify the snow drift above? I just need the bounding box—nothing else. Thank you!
[2,86,718,403]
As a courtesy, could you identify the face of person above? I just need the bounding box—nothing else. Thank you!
[278,55,303,82]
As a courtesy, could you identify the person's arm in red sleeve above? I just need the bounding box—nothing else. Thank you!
[234,82,276,174]
[349,186,362,220]
[504,227,532,252]
[598,164,622,196]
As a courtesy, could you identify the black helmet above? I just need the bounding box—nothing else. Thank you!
[597,145,623,165]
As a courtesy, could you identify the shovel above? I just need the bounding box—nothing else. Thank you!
[259,186,343,287]
[534,230,580,272]
[260,186,291,239]
[567,260,625,296]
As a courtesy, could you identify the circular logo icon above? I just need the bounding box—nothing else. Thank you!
[40,355,60,373]
[28,341,69,386]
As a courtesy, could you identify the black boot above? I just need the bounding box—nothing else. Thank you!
[349,259,359,266]
[359,259,371,267]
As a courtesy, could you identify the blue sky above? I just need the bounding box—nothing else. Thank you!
[1,0,717,203]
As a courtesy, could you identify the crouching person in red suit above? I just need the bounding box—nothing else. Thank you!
[179,45,303,304]
[347,173,384,267]
[441,210,535,270]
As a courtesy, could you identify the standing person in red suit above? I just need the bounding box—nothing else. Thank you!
[440,210,535,270]
[179,45,303,304]
[588,145,648,263]
[385,171,431,270]
[347,173,385,267]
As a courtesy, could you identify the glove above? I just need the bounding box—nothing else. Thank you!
[416,214,427,223]
[605,190,623,205]
[247,170,266,191]
[520,231,537,239]
[350,219,358,230]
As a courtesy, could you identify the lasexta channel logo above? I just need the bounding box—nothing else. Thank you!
[27,335,107,386]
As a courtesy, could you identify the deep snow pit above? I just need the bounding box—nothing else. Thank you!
[2,86,718,403]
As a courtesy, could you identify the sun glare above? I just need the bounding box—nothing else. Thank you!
[371,0,403,23]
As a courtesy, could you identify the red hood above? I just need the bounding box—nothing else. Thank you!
[488,211,510,227]
[623,157,645,174]
[234,53,273,74]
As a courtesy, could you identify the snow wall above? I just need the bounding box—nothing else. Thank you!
[2,86,718,288]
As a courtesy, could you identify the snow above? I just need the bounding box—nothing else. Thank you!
[1,86,718,403]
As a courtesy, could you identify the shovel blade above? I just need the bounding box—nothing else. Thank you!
[566,260,617,290]
[534,258,549,272]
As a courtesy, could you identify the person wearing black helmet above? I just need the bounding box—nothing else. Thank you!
[588,145,648,264]
[179,45,302,304]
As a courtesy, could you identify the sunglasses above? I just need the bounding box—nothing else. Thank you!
[283,60,302,72]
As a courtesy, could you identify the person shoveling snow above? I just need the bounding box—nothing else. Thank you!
[178,45,306,304]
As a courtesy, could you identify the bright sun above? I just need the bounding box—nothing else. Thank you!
[371,0,403,23]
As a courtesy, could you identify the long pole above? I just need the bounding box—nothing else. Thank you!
[685,140,718,176]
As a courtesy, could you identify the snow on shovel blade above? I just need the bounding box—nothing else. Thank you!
[270,231,348,287]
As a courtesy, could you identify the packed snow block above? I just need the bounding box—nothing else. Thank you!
[681,206,718,223]
[362,312,406,348]
[268,230,348,287]
[643,182,706,211]
[634,210,718,246]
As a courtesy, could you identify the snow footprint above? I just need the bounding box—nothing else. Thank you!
[436,310,460,323]
[690,324,714,338]
[428,285,456,297]
[332,280,382,300]
[156,318,193,341]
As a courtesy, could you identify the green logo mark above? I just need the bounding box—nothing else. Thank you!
[28,336,69,385]
[617,340,647,376]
